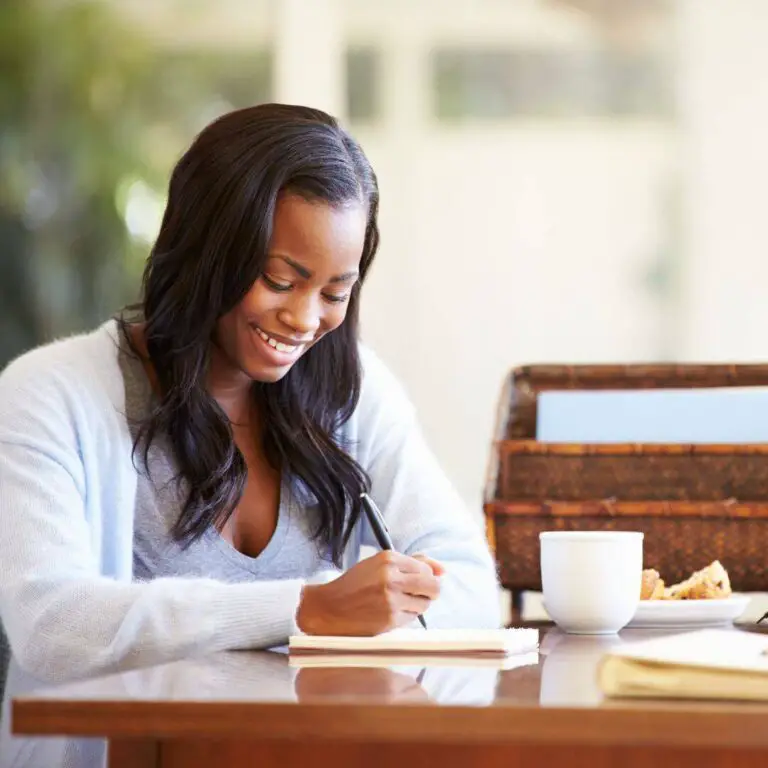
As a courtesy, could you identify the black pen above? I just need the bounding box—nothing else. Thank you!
[359,492,428,629]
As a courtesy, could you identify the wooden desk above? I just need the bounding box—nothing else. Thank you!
[9,624,768,768]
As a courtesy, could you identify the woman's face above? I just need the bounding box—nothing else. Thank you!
[214,193,368,385]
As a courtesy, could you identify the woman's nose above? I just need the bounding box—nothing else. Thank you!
[278,292,321,336]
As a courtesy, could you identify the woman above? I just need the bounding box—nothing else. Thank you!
[0,104,500,683]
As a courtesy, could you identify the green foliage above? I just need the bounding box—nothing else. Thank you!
[0,0,274,367]
[0,0,160,363]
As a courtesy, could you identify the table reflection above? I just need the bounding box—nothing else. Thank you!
[1,645,538,768]
[8,625,743,768]
[294,666,431,703]
[1,659,107,768]
[536,625,712,707]
[538,629,623,706]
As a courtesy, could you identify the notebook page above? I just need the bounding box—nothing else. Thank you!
[609,629,768,673]
[289,627,539,655]
[289,650,540,670]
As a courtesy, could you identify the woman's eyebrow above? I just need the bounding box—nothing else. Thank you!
[272,255,358,283]
[274,254,311,279]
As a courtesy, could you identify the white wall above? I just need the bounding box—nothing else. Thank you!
[678,0,768,361]
[115,0,768,520]
[361,126,674,510]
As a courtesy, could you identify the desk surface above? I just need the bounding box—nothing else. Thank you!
[11,623,768,751]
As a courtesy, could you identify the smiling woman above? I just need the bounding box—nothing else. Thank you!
[121,105,380,565]
[0,104,500,684]
[219,195,366,384]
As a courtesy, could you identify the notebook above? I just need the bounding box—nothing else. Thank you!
[598,629,768,702]
[288,627,539,657]
[289,650,540,670]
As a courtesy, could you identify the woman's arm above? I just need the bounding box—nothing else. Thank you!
[0,366,306,682]
[0,352,451,677]
[354,346,502,629]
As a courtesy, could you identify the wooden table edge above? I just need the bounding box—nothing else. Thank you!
[13,699,768,749]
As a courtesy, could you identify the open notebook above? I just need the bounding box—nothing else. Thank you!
[289,627,539,658]
[598,629,768,702]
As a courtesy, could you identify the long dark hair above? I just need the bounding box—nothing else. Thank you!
[121,103,379,566]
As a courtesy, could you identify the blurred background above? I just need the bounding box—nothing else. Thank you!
[1,0,767,520]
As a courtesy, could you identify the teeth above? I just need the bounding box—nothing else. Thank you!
[256,328,297,353]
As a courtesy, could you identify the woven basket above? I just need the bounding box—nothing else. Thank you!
[484,363,768,594]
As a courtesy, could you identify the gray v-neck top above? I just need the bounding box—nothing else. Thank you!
[118,341,334,584]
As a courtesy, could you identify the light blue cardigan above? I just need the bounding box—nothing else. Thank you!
[0,321,500,682]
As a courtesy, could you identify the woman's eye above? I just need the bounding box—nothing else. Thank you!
[323,293,350,304]
[262,275,292,292]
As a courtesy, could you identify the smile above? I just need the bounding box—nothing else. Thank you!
[254,327,304,356]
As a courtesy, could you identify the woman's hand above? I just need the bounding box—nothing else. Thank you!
[295,667,430,703]
[295,550,442,636]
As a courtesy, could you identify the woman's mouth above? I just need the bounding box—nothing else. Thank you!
[255,327,300,354]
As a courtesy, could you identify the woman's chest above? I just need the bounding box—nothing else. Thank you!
[131,444,333,582]
[217,453,281,558]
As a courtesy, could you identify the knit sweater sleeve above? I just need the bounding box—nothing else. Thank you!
[0,352,306,683]
[355,346,501,629]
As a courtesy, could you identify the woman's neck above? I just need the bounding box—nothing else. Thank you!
[206,343,254,426]
[128,322,254,427]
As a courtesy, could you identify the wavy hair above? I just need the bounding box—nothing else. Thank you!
[120,104,379,566]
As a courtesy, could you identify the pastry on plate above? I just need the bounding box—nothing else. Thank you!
[663,560,732,600]
[640,568,666,600]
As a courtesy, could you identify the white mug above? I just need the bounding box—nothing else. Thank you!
[540,530,643,634]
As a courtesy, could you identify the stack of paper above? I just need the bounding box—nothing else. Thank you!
[289,627,539,660]
[289,652,540,669]
[598,629,768,702]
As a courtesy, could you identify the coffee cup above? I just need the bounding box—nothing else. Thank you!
[540,530,643,634]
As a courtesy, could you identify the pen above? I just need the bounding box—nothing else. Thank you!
[359,492,428,629]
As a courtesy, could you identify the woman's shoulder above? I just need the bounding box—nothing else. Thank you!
[0,319,124,421]
[352,342,417,436]
[358,343,412,401]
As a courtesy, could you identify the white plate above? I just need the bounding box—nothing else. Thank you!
[627,595,751,629]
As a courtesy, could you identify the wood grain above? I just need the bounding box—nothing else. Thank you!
[13,698,768,748]
[108,738,159,768]
[161,740,768,768]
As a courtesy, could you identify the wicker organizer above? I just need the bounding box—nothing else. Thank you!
[483,364,768,595]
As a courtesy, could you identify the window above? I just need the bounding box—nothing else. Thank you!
[432,47,673,121]
[346,47,380,123]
